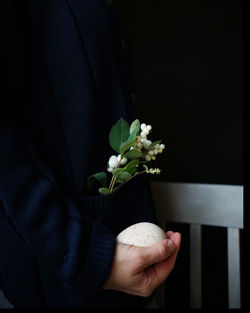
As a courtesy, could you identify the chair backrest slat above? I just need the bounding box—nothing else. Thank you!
[150,182,243,229]
[190,224,202,308]
[151,182,243,309]
[227,227,241,308]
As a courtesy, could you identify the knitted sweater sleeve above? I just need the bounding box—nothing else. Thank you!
[0,122,115,300]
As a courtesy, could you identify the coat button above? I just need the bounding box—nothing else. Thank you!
[121,39,128,51]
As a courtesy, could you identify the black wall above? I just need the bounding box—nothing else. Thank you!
[112,0,243,308]
[113,0,243,185]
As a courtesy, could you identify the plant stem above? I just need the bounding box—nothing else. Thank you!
[116,170,147,190]
[108,174,115,190]
[110,175,117,193]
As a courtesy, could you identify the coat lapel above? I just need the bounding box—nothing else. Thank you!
[26,0,105,195]
[67,0,112,73]
[67,0,130,147]
[67,0,127,145]
[26,0,127,195]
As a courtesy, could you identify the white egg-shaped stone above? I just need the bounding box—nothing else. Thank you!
[115,222,166,247]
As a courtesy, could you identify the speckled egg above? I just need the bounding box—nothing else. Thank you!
[115,222,166,247]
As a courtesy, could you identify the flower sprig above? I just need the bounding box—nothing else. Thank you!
[87,118,165,195]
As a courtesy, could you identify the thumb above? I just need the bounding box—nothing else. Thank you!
[136,238,176,270]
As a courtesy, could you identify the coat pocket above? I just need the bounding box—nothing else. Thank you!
[71,184,128,236]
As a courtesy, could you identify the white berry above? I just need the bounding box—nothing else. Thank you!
[108,155,118,168]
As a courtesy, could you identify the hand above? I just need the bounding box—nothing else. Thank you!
[103,231,181,297]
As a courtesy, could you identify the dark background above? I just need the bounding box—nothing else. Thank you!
[112,0,243,308]
[113,0,243,185]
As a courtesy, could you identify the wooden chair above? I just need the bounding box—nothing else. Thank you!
[0,181,243,309]
[151,181,243,309]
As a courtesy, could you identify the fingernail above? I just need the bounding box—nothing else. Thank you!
[167,239,175,250]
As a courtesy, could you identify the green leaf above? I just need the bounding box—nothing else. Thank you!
[120,127,139,154]
[148,140,162,150]
[87,172,107,191]
[124,159,139,175]
[115,179,124,184]
[127,128,138,142]
[109,118,130,153]
[98,187,110,195]
[125,150,142,159]
[120,140,135,155]
[126,167,137,175]
[125,159,139,169]
[130,119,140,134]
[112,167,125,176]
[142,164,149,171]
[117,171,132,181]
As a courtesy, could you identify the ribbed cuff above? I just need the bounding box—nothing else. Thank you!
[67,192,123,298]
[69,219,115,298]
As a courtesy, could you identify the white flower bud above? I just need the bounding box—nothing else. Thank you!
[130,146,134,150]
[149,150,154,156]
[117,154,128,165]
[144,140,152,150]
[137,143,143,149]
[146,125,152,131]
[160,144,165,150]
[120,156,128,165]
[141,123,147,130]
[152,156,156,160]
[145,154,151,161]
[108,155,118,168]
[158,149,163,153]
[140,131,147,138]
[107,166,114,173]
[136,136,141,143]
[147,168,161,174]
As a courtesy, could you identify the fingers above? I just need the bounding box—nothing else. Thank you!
[167,232,182,269]
[168,232,181,250]
[166,231,174,238]
[103,231,182,298]
[135,237,176,271]
[149,232,181,287]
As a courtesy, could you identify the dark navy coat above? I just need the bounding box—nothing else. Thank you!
[0,0,157,308]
